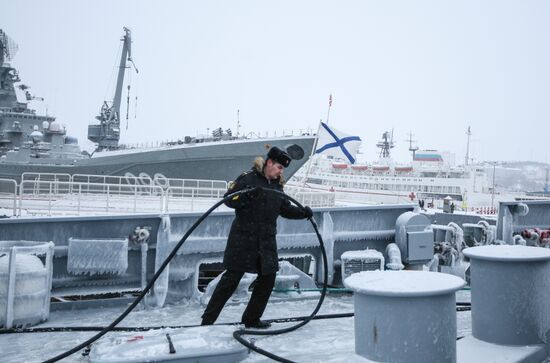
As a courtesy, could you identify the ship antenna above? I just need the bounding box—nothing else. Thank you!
[406,131,419,159]
[465,126,471,166]
[236,109,241,137]
[0,29,19,66]
[377,130,395,159]
[544,167,549,194]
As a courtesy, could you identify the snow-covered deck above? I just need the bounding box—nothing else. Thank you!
[1,291,473,362]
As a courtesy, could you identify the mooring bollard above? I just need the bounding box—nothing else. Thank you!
[344,270,465,363]
[463,245,550,346]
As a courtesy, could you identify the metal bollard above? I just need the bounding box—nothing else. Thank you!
[345,270,465,363]
[463,245,550,345]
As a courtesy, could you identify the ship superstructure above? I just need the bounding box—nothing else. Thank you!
[0,30,84,164]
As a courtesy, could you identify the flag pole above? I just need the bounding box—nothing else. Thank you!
[300,120,322,189]
[300,94,332,189]
[326,93,332,125]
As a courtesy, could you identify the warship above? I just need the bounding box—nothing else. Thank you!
[0,28,315,185]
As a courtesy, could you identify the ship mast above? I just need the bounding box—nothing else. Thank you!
[0,29,18,67]
[0,30,22,110]
[464,126,471,166]
[545,167,549,194]
[88,27,138,151]
[377,130,394,159]
[406,131,418,160]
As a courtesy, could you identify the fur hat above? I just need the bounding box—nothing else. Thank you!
[267,146,291,168]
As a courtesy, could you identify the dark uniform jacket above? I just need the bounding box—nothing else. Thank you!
[223,157,307,274]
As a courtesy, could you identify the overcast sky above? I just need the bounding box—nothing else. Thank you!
[2,0,550,163]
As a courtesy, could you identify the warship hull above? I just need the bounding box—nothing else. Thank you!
[0,136,315,183]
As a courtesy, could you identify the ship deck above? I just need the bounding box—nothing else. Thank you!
[0,291,473,362]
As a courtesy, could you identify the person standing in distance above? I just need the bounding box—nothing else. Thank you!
[201,146,313,328]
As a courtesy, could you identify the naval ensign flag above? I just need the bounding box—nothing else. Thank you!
[315,122,362,164]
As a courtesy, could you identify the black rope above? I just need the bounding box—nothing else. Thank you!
[0,312,354,335]
[0,304,473,335]
[40,187,321,362]
[41,188,247,362]
[33,187,473,362]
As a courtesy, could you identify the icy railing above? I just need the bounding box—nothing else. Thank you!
[1,175,333,216]
[22,172,228,193]
[1,173,229,216]
[0,178,18,216]
[18,180,166,216]
[285,186,336,207]
[21,173,72,195]
[164,186,226,212]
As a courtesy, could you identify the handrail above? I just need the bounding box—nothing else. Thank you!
[0,176,334,216]
[0,178,18,216]
[285,186,336,207]
[153,176,227,190]
[164,186,226,212]
[6,174,230,216]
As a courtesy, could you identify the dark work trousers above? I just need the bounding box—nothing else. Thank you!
[201,270,276,325]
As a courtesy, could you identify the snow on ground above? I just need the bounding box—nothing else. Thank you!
[0,291,472,362]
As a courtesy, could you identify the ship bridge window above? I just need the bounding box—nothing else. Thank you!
[64,136,79,145]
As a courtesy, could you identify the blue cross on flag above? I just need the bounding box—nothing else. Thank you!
[315,122,362,164]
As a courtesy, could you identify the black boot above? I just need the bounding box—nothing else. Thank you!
[243,319,271,329]
[201,270,245,327]
[240,273,276,328]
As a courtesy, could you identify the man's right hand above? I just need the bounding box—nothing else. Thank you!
[303,206,313,220]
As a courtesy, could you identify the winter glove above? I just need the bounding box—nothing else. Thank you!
[303,206,313,220]
[244,186,262,201]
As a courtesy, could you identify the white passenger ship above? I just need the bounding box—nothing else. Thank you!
[291,131,517,211]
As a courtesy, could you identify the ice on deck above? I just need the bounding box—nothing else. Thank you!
[67,238,128,276]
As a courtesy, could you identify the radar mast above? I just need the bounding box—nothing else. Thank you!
[406,131,419,160]
[377,130,394,159]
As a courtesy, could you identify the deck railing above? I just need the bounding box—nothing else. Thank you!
[0,178,18,216]
[284,186,336,208]
[1,173,335,217]
[6,173,227,216]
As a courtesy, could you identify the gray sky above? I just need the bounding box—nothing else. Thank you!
[2,0,550,163]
